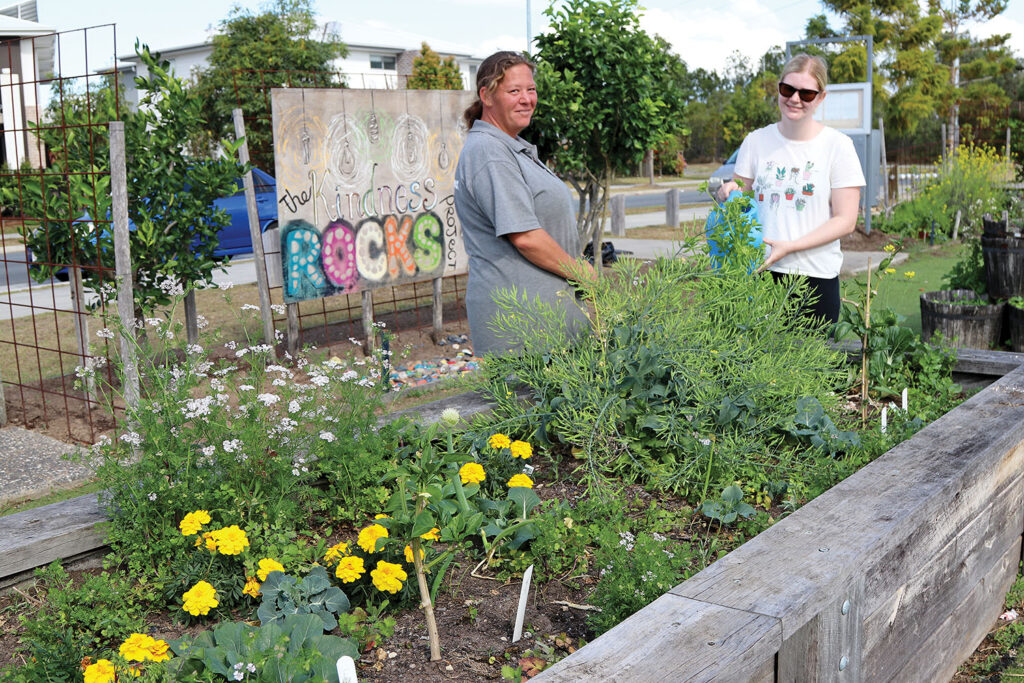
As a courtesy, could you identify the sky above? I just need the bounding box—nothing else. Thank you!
[30,0,1024,80]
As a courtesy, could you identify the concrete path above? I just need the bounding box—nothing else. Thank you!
[0,426,89,507]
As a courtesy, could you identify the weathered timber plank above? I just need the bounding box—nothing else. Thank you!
[862,471,1024,680]
[830,339,1024,376]
[534,593,780,683]
[890,537,1021,683]
[673,366,1024,640]
[0,494,107,578]
[778,574,864,682]
[953,347,1024,376]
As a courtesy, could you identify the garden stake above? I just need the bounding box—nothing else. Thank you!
[512,564,534,643]
[861,258,872,427]
[881,406,887,434]
[336,655,358,682]
[902,388,908,411]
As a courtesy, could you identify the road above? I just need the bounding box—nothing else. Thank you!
[624,188,711,210]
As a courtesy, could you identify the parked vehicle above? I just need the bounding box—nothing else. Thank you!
[707,149,739,194]
[27,168,278,280]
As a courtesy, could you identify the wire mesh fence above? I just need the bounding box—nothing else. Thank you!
[232,69,469,352]
[0,25,120,444]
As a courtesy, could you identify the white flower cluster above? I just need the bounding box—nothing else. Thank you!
[256,393,279,406]
[182,396,216,419]
[96,327,115,339]
[222,439,242,453]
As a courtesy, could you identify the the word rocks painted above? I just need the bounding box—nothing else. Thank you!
[271,89,472,304]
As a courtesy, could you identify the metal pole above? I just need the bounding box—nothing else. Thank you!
[526,0,532,54]
[109,121,139,409]
[232,108,276,348]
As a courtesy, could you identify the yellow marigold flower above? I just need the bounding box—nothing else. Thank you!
[182,580,219,616]
[904,271,915,278]
[210,525,249,556]
[243,576,261,598]
[374,513,391,519]
[146,638,171,663]
[83,659,116,683]
[420,527,441,541]
[459,462,486,485]
[200,531,217,552]
[371,560,408,594]
[507,474,533,488]
[357,523,389,553]
[257,558,285,581]
[118,632,150,660]
[335,556,366,583]
[509,440,532,459]
[488,433,512,450]
[324,541,349,564]
[178,510,211,536]
[885,267,895,274]
[404,544,425,563]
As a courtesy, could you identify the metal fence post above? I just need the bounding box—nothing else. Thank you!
[233,108,276,348]
[110,121,139,409]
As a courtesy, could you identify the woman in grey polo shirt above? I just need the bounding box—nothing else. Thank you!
[454,51,594,355]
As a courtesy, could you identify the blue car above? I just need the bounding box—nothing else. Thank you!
[209,167,279,256]
[28,168,279,280]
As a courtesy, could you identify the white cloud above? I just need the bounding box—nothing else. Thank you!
[638,5,791,73]
[969,13,1024,59]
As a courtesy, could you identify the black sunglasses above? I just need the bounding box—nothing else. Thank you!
[778,82,820,103]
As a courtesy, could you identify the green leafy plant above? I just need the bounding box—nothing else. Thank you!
[586,528,691,636]
[783,397,861,458]
[257,566,351,631]
[166,613,358,681]
[700,485,755,525]
[336,603,396,651]
[1,562,150,683]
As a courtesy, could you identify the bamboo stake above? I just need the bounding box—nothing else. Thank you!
[861,258,872,427]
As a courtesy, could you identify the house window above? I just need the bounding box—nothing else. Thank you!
[369,54,396,70]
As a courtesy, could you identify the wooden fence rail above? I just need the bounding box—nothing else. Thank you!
[537,363,1024,682]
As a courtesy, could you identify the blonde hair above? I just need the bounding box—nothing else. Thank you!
[462,51,535,130]
[780,53,828,92]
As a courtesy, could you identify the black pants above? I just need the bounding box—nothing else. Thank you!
[770,271,840,326]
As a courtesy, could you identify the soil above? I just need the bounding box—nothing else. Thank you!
[840,224,908,252]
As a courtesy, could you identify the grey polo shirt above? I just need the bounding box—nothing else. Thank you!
[454,120,587,355]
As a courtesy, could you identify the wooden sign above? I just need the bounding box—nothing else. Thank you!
[271,89,472,304]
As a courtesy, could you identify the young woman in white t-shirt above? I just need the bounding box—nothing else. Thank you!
[717,53,865,324]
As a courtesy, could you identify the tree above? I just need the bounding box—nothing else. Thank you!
[932,0,1009,153]
[407,43,463,90]
[192,0,346,168]
[531,0,683,246]
[7,46,243,316]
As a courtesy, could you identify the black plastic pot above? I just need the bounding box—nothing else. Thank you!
[920,289,1004,350]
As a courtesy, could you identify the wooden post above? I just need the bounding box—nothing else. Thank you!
[109,121,139,410]
[69,265,95,402]
[286,303,299,357]
[184,290,198,345]
[610,195,626,237]
[665,189,679,228]
[232,108,276,348]
[643,149,654,184]
[431,277,443,344]
[362,290,376,354]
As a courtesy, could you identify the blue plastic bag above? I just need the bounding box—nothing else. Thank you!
[705,190,762,270]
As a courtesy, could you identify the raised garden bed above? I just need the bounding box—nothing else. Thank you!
[537,362,1024,681]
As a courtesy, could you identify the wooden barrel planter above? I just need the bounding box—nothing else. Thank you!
[1010,304,1024,353]
[982,235,1024,300]
[921,289,1004,349]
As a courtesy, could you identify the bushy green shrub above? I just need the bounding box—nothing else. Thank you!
[2,562,151,683]
[83,296,401,583]
[481,252,849,499]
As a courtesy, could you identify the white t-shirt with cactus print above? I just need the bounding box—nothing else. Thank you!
[735,123,865,279]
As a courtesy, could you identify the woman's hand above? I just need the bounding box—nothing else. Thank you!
[716,180,739,202]
[759,238,794,270]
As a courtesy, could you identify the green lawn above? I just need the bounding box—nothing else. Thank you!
[841,242,966,335]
